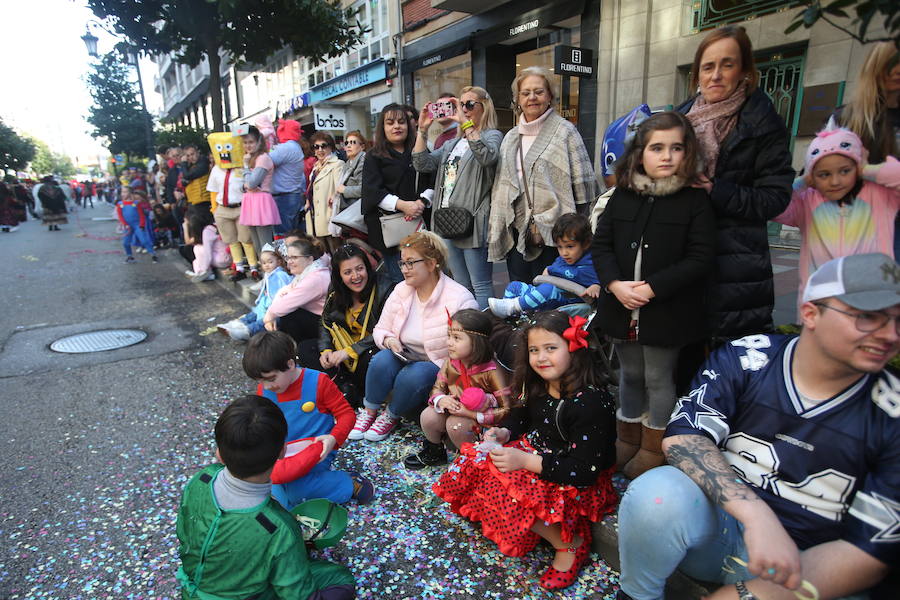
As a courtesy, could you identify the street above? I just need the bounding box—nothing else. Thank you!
[0,206,621,600]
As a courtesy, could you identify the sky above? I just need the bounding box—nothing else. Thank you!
[0,0,163,165]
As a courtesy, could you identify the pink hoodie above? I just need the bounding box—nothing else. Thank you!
[265,255,332,319]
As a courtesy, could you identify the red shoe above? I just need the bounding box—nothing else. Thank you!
[538,525,593,590]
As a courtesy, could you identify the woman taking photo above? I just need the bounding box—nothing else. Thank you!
[362,104,435,283]
[264,237,331,343]
[676,26,793,340]
[306,132,344,253]
[300,243,393,407]
[349,231,477,443]
[413,86,503,309]
[489,66,599,282]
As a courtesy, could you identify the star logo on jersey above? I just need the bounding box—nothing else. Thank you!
[669,383,729,443]
[702,369,720,380]
[870,493,900,543]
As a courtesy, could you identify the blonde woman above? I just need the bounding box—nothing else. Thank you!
[305,132,344,253]
[837,41,900,164]
[413,86,502,308]
[489,66,599,283]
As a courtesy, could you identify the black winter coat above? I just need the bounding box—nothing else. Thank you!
[360,147,434,254]
[677,88,794,337]
[317,274,395,357]
[592,178,716,347]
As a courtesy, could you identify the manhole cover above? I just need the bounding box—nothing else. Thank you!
[50,329,148,353]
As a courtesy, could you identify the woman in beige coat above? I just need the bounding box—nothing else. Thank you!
[305,132,344,253]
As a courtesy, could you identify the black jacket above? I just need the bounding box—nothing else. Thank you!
[317,275,395,358]
[592,178,716,346]
[164,164,181,205]
[360,147,434,253]
[677,88,794,337]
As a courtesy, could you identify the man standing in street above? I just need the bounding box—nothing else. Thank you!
[269,119,307,235]
[617,253,900,600]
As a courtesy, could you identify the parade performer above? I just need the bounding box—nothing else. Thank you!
[116,186,158,263]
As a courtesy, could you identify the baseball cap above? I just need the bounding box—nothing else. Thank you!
[802,253,900,311]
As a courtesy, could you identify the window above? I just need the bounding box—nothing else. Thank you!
[691,0,802,31]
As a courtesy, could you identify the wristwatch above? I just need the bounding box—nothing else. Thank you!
[735,581,757,600]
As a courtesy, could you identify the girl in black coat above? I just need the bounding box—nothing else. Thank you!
[592,112,716,480]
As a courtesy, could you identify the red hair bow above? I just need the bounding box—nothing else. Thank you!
[563,315,589,352]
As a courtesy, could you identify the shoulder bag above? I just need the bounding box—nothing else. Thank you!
[433,143,474,239]
[379,170,424,247]
[518,140,543,248]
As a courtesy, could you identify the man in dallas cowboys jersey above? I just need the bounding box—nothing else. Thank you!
[617,253,900,600]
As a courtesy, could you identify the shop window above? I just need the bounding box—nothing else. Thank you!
[361,46,370,63]
[414,52,473,139]
[514,23,581,128]
[316,70,324,85]
[348,51,360,71]
[691,0,802,31]
[371,42,381,61]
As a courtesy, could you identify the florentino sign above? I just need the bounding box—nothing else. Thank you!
[554,45,594,78]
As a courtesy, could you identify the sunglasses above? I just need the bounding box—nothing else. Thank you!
[460,100,483,111]
[313,143,331,150]
[344,140,360,146]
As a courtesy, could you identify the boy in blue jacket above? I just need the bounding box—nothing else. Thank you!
[489,213,601,316]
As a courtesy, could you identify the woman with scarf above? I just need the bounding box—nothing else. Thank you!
[489,67,599,283]
[264,236,331,344]
[676,26,793,341]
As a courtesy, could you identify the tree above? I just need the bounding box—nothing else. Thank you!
[156,124,210,152]
[87,0,368,131]
[86,52,155,159]
[786,1,899,47]
[30,139,77,178]
[0,117,36,173]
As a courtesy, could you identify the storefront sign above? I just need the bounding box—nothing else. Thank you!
[402,39,470,74]
[554,45,594,78]
[509,19,540,38]
[309,59,386,104]
[313,107,347,131]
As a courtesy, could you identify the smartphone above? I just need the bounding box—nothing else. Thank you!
[428,101,455,119]
[391,349,411,363]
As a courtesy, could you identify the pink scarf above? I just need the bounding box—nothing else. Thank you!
[686,81,748,178]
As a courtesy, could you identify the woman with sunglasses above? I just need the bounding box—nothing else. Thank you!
[263,236,332,344]
[305,132,345,254]
[349,231,477,442]
[413,87,502,309]
[333,131,367,216]
[298,243,394,407]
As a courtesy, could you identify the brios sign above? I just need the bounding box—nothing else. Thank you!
[314,107,347,131]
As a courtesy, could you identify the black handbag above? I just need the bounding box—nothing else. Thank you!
[433,206,474,239]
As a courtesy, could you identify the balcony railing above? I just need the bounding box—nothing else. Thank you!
[691,0,801,31]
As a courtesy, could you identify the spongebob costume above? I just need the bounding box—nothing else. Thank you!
[207,132,258,274]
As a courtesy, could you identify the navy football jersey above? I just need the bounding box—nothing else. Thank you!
[667,334,900,564]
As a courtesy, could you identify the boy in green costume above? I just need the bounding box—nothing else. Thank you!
[176,395,356,600]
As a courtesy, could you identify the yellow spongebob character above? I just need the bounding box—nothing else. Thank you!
[208,132,244,170]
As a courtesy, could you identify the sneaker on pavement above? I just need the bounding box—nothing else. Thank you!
[350,474,376,504]
[124,256,136,263]
[228,320,251,341]
[184,269,196,277]
[488,297,523,318]
[348,409,376,441]
[151,255,159,263]
[191,271,215,283]
[364,412,399,442]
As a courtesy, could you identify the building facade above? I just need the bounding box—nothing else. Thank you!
[153,51,237,130]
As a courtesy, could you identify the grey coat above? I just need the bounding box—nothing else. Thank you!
[337,151,366,210]
[412,129,503,249]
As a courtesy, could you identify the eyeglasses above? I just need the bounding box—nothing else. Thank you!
[344,139,359,146]
[518,88,547,98]
[313,144,330,150]
[814,303,900,334]
[286,254,311,262]
[398,258,426,270]
[460,100,483,111]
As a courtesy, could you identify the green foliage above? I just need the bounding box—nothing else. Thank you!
[86,0,368,129]
[29,138,77,178]
[155,124,210,152]
[786,1,899,46]
[86,53,155,158]
[0,118,36,172]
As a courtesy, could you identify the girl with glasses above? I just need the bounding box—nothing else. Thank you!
[413,86,502,309]
[305,132,344,254]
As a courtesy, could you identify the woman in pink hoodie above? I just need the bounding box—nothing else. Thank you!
[264,236,332,343]
[349,231,478,442]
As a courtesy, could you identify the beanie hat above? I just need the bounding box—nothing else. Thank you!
[804,117,867,177]
[277,119,302,144]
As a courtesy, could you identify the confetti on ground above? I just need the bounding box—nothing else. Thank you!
[199,326,220,336]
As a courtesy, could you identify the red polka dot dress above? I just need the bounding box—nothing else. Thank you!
[433,386,617,556]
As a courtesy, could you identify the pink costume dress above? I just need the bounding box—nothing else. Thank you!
[240,154,281,226]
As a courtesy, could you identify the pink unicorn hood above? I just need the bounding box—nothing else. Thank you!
[804,116,868,177]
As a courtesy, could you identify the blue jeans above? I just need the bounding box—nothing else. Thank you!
[363,349,439,419]
[270,452,353,510]
[239,312,265,335]
[618,466,753,600]
[272,192,303,235]
[444,241,493,310]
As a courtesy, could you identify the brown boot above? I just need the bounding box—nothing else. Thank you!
[622,425,667,480]
[615,419,642,469]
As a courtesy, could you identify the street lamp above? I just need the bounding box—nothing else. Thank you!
[81,21,155,169]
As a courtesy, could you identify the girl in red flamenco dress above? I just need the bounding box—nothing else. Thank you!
[433,310,617,590]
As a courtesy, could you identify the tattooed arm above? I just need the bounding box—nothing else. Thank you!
[662,434,803,590]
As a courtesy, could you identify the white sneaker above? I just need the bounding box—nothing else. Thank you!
[191,271,215,283]
[364,412,399,442]
[348,409,376,441]
[228,320,251,341]
[248,280,263,293]
[489,297,523,318]
[184,270,196,277]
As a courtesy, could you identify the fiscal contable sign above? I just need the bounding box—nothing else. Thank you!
[554,45,594,78]
[314,107,347,131]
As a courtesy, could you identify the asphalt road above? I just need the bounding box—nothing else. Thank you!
[0,204,620,600]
